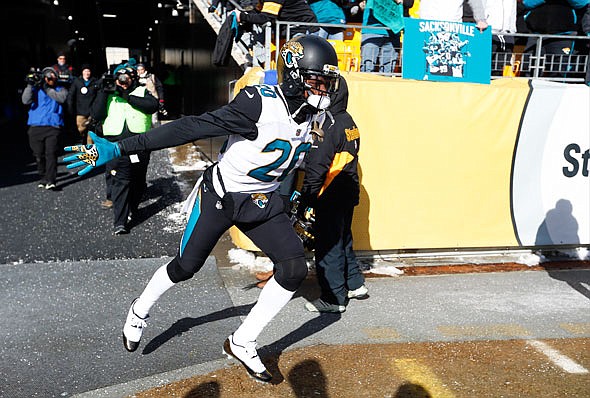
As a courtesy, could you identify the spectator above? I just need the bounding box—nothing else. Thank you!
[360,0,410,75]
[419,0,489,31]
[208,0,234,14]
[300,76,367,313]
[236,0,320,66]
[583,4,590,85]
[342,0,367,23]
[63,35,341,383]
[136,63,167,126]
[309,0,347,40]
[482,0,518,75]
[67,64,98,145]
[236,0,319,37]
[90,63,159,235]
[21,67,68,190]
[521,0,589,78]
[51,51,74,87]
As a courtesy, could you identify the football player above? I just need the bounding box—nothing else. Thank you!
[63,34,340,383]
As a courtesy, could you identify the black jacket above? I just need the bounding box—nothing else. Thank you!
[213,13,239,67]
[582,4,590,33]
[240,0,319,35]
[67,76,98,116]
[301,76,360,209]
[523,0,588,34]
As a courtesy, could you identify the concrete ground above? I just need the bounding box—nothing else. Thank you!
[1,124,589,397]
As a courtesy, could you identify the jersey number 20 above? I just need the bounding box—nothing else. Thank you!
[248,139,311,182]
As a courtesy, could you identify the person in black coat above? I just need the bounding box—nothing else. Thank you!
[67,64,98,144]
[582,4,590,85]
[300,75,367,313]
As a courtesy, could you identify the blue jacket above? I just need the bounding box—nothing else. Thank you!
[26,86,67,127]
[309,0,346,25]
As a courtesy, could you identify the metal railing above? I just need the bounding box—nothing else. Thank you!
[266,21,590,83]
[193,0,589,83]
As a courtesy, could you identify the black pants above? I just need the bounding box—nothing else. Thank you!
[491,34,515,76]
[313,202,364,306]
[27,125,62,185]
[177,182,305,280]
[105,151,150,227]
[522,36,577,77]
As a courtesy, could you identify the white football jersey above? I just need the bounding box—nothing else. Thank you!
[217,85,315,194]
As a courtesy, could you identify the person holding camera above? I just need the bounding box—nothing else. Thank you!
[90,63,159,234]
[21,67,69,190]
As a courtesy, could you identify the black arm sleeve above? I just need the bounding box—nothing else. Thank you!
[301,131,339,205]
[154,76,165,101]
[240,10,276,25]
[128,90,159,114]
[91,89,109,121]
[119,87,263,154]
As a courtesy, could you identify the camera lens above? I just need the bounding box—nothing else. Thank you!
[117,74,131,85]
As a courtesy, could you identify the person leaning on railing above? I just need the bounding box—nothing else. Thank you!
[483,0,517,75]
[419,0,488,31]
[521,0,590,78]
[235,0,320,37]
[309,0,347,40]
[359,0,413,75]
[582,3,590,84]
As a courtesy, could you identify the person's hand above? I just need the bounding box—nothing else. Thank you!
[116,86,130,101]
[476,20,488,32]
[158,100,168,117]
[63,132,121,176]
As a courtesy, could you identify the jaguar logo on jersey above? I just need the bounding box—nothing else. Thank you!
[281,41,304,81]
[251,193,269,209]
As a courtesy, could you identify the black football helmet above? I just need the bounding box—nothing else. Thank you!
[277,35,340,98]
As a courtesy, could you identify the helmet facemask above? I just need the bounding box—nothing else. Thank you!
[278,35,340,111]
[301,65,340,110]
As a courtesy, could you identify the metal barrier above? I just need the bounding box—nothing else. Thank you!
[266,21,590,83]
[193,0,589,83]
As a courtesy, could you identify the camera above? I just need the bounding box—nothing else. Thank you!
[98,73,116,93]
[25,68,42,87]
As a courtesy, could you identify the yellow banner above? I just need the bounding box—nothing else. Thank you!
[345,73,530,250]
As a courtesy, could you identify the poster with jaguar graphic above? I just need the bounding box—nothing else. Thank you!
[402,18,492,84]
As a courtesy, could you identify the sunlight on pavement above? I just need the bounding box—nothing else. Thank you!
[559,322,590,335]
[393,358,455,398]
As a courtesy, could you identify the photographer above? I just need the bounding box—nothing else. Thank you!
[21,67,69,190]
[90,63,159,234]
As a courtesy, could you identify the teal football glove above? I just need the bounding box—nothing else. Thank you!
[63,131,121,176]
